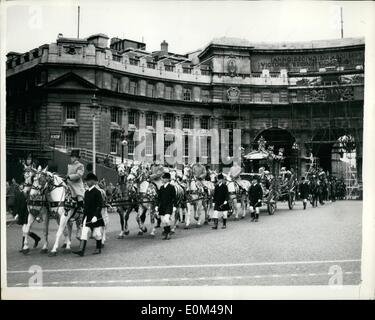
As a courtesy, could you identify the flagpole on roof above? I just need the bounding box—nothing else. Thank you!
[77,6,80,39]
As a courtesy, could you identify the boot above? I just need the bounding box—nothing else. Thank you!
[19,236,25,253]
[251,212,255,222]
[166,226,172,240]
[93,240,102,255]
[73,240,86,257]
[156,217,161,228]
[29,232,41,248]
[303,201,307,210]
[211,218,218,229]
[222,218,227,229]
[254,214,259,222]
[162,227,168,240]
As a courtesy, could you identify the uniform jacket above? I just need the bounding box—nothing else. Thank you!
[14,189,29,225]
[157,183,176,215]
[83,186,104,228]
[192,164,206,180]
[67,160,85,198]
[249,183,263,206]
[299,182,310,199]
[213,183,230,211]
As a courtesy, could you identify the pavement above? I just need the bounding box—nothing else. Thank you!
[5,200,362,287]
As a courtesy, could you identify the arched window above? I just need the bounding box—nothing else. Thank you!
[183,89,191,101]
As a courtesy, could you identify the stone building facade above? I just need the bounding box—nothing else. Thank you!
[6,34,364,177]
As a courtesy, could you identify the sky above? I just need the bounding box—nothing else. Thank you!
[4,0,372,54]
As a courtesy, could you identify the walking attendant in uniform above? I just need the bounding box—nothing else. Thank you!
[248,177,263,222]
[299,176,310,210]
[155,172,177,240]
[211,173,230,229]
[73,173,104,256]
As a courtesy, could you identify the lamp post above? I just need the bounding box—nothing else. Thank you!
[90,94,100,174]
[292,142,299,177]
[120,128,128,163]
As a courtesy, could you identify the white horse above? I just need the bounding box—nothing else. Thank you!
[136,166,159,236]
[22,167,76,256]
[226,175,251,219]
[183,167,207,228]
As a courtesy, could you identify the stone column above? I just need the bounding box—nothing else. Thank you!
[99,107,111,154]
[210,116,220,170]
[174,114,183,168]
[138,79,147,96]
[135,111,146,162]
[156,113,164,164]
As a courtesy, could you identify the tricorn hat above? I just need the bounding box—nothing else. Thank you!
[217,173,224,180]
[162,172,171,179]
[85,172,98,181]
[70,149,80,158]
[26,153,33,160]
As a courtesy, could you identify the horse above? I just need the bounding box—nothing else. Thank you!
[183,166,207,228]
[136,165,159,236]
[115,172,140,238]
[22,167,75,256]
[22,164,37,194]
[168,169,188,232]
[225,175,250,220]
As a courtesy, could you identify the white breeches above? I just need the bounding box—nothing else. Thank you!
[212,210,228,219]
[250,206,260,214]
[161,214,172,227]
[81,217,102,241]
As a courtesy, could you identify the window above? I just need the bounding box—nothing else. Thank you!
[129,81,137,95]
[128,111,138,126]
[165,87,173,100]
[110,108,120,124]
[128,140,135,155]
[65,131,76,148]
[280,90,289,103]
[129,58,139,66]
[201,90,210,102]
[164,135,175,156]
[165,65,174,72]
[110,131,118,153]
[164,114,174,128]
[184,135,189,157]
[66,104,77,120]
[254,92,261,102]
[112,77,120,92]
[262,91,271,102]
[146,84,155,98]
[200,137,207,157]
[200,117,210,130]
[146,113,154,127]
[183,89,191,101]
[207,136,211,159]
[146,134,153,156]
[182,116,192,129]
[183,67,192,74]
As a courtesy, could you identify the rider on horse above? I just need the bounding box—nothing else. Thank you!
[65,149,85,237]
[192,156,207,194]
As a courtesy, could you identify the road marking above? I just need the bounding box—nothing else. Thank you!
[7,259,361,274]
[7,271,360,287]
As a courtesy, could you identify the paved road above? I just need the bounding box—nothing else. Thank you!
[6,200,362,287]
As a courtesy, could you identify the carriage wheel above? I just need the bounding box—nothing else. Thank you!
[267,200,276,215]
[288,192,296,210]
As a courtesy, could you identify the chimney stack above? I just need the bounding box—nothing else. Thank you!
[161,40,168,54]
